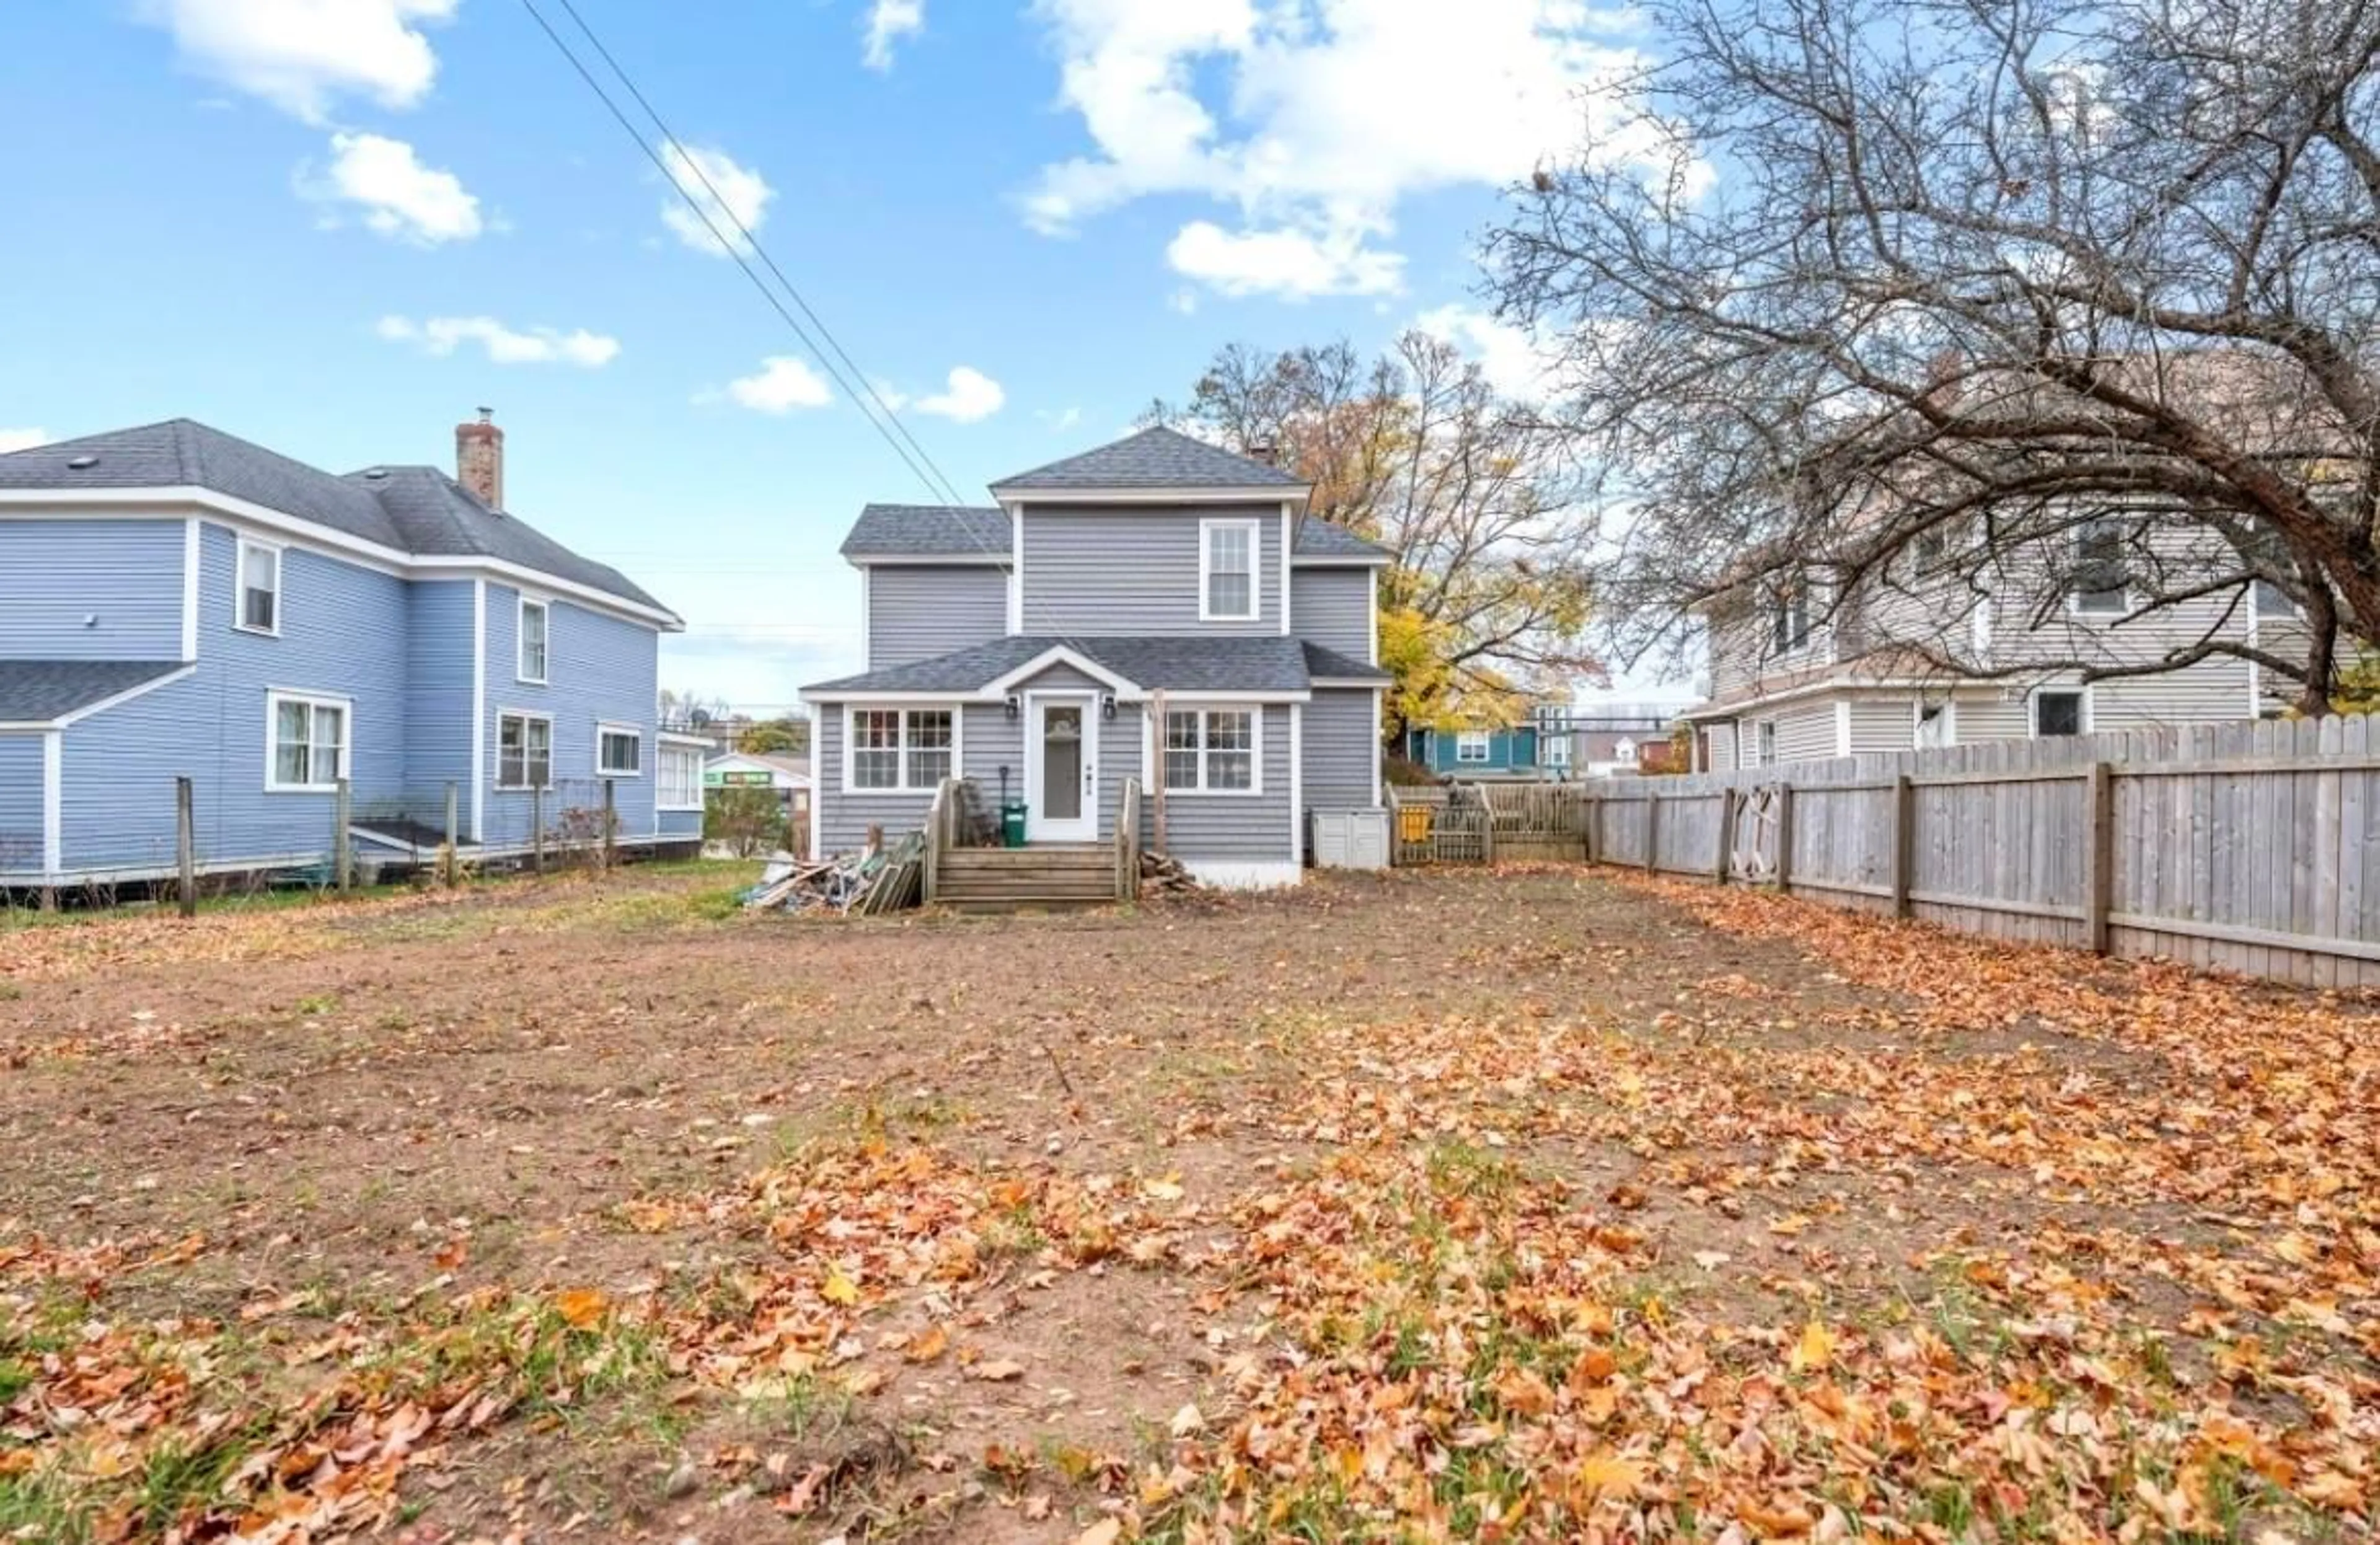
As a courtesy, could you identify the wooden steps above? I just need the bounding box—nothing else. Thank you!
[934,845,1121,910]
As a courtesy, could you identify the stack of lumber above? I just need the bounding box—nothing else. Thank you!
[1138,850,1200,897]
[743,830,927,916]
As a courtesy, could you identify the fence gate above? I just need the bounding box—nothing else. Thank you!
[1729,783,1781,884]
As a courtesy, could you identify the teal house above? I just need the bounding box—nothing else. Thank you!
[1403,724,1562,778]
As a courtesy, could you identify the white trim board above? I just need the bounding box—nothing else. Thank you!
[470,579,487,843]
[180,517,200,661]
[995,485,1311,506]
[42,729,63,878]
[0,493,682,631]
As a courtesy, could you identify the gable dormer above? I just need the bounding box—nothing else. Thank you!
[990,428,1308,638]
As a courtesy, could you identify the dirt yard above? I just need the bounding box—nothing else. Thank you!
[1,863,2374,1543]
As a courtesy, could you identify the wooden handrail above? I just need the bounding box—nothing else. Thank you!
[1117,776,1142,900]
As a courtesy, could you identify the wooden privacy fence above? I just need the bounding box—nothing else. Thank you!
[1589,712,2380,989]
[1388,782,1593,865]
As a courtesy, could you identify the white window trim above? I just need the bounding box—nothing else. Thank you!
[1199,516,1263,623]
[1912,698,1958,749]
[1543,730,1572,767]
[495,708,555,791]
[2030,685,2091,738]
[2068,521,2130,616]
[1161,703,1264,796]
[657,742,705,811]
[842,703,963,793]
[596,721,644,778]
[262,688,350,794]
[517,596,550,685]
[1455,730,1491,764]
[234,536,283,638]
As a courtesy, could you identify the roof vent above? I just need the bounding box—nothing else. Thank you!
[66,454,97,470]
[362,467,390,480]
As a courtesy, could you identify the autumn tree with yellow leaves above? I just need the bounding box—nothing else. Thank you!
[1149,332,1600,741]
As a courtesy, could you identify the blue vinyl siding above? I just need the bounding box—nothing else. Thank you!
[481,584,661,845]
[0,735,43,876]
[658,808,702,839]
[0,519,185,660]
[402,581,476,825]
[60,524,409,872]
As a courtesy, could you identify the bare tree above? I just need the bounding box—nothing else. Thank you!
[1160,332,1603,736]
[1489,0,2380,710]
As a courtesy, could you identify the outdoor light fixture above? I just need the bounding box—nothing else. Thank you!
[1100,693,1117,720]
[1004,693,1021,720]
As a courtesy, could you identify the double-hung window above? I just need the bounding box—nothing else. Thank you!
[1771,585,1811,654]
[1455,731,1491,765]
[1164,707,1257,793]
[2070,519,2128,614]
[597,724,642,777]
[518,599,550,683]
[266,691,346,791]
[1201,518,1260,622]
[236,539,281,635]
[498,711,553,789]
[658,744,704,809]
[848,707,954,791]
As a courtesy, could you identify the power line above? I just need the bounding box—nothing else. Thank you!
[514,0,963,509]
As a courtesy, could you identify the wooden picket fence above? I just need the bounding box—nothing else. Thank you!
[1587,713,2380,989]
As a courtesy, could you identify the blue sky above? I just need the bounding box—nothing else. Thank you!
[0,1,1676,710]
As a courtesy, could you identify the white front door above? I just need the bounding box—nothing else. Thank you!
[1026,693,1098,842]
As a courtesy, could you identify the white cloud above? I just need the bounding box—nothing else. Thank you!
[912,366,1005,423]
[1168,220,1403,299]
[1024,0,1666,300]
[722,356,834,413]
[862,0,925,70]
[377,315,620,368]
[304,131,481,244]
[1036,407,1084,431]
[0,428,47,455]
[143,0,456,123]
[659,143,774,257]
[1414,303,1563,401]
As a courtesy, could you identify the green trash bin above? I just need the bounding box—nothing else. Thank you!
[1000,801,1028,848]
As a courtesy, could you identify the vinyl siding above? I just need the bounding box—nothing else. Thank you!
[60,524,408,873]
[1290,567,1372,660]
[1770,702,1840,766]
[399,580,475,828]
[481,584,661,845]
[658,808,703,839]
[1147,702,1294,864]
[1846,695,1915,755]
[868,565,1008,667]
[0,735,43,875]
[1020,505,1284,635]
[1706,722,1740,772]
[814,705,940,855]
[1304,688,1378,811]
[0,519,185,660]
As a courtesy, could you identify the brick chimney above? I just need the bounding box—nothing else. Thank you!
[456,407,503,510]
[1246,441,1279,467]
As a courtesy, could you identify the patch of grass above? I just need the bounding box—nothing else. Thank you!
[744,1373,855,1441]
[0,980,20,1001]
[294,993,340,1016]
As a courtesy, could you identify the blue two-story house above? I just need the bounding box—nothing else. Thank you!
[0,415,700,889]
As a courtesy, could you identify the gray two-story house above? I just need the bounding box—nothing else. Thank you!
[800,428,1392,887]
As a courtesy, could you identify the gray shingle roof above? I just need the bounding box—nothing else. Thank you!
[840,503,1008,560]
[0,660,185,723]
[1293,519,1391,561]
[1301,641,1392,682]
[0,420,672,617]
[804,635,1317,695]
[991,427,1303,491]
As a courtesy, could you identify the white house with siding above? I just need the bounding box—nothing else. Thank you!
[1683,519,2302,770]
[801,428,1391,887]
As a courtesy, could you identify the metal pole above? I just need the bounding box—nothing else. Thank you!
[333,777,351,892]
[444,780,459,889]
[176,775,197,918]
[531,784,545,876]
[601,780,615,871]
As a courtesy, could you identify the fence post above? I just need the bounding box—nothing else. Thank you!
[531,784,545,876]
[1583,794,1600,865]
[175,775,196,918]
[443,780,459,889]
[2084,760,2113,954]
[1890,772,1914,918]
[1773,781,1795,894]
[601,780,616,872]
[1644,791,1660,874]
[333,777,351,892]
[1713,786,1735,884]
